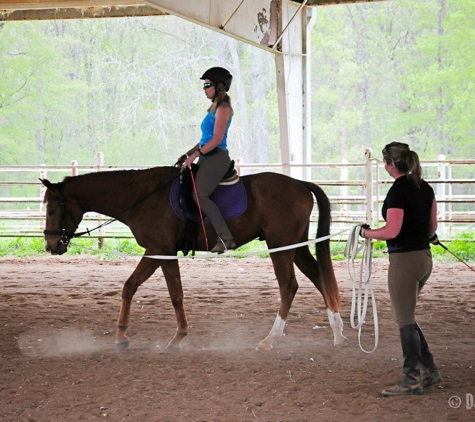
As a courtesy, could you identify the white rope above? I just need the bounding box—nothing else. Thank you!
[75,228,351,260]
[344,225,379,353]
[145,228,351,259]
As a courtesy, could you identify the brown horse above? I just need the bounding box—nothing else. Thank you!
[42,166,346,351]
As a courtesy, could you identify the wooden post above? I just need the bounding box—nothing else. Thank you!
[235,157,242,176]
[96,152,105,249]
[39,166,48,230]
[71,160,78,176]
[438,154,446,237]
[340,159,348,213]
[364,149,373,225]
[447,160,453,237]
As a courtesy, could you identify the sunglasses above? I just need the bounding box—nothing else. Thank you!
[203,82,214,89]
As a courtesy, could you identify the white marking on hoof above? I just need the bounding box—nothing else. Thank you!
[165,342,183,352]
[334,336,347,346]
[327,309,347,346]
[256,340,273,351]
[257,313,286,351]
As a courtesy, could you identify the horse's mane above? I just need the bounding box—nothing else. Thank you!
[62,166,180,190]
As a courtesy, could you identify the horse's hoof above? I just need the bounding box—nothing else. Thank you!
[165,342,182,352]
[116,340,129,353]
[256,341,273,351]
[334,335,347,346]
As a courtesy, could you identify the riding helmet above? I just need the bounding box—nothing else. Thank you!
[201,67,233,92]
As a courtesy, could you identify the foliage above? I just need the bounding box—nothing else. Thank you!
[1,0,474,169]
[311,0,475,163]
[2,235,474,264]
[0,237,45,257]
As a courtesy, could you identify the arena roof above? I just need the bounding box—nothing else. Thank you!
[0,0,383,22]
[0,0,385,178]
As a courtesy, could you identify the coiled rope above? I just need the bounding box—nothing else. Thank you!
[344,225,379,353]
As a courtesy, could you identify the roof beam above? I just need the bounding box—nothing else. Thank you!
[0,0,164,20]
[1,5,164,20]
[294,0,384,4]
[0,0,385,22]
[143,0,281,52]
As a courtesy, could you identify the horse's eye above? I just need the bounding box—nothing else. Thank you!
[48,210,55,216]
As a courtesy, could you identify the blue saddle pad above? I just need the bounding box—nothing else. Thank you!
[170,178,248,222]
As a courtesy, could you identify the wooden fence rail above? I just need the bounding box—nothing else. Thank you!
[1,150,474,247]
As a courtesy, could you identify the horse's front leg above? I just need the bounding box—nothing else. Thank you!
[116,257,161,352]
[161,260,189,351]
[257,251,298,351]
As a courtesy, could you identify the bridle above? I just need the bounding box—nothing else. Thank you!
[43,182,96,246]
[42,178,168,247]
[43,183,78,246]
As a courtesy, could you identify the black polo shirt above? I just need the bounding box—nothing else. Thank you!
[382,175,435,253]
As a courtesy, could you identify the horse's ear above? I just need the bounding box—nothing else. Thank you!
[39,178,53,189]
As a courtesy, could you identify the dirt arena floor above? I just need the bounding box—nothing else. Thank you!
[1,254,474,422]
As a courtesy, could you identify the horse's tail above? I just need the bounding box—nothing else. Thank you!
[304,181,340,312]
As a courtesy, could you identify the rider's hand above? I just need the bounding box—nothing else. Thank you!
[359,224,370,238]
[175,154,187,167]
[184,154,196,168]
[429,233,439,245]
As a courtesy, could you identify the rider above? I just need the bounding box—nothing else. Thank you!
[181,66,236,254]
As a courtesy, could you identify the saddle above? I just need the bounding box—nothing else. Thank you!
[170,162,247,255]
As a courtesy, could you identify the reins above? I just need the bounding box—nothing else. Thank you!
[189,169,209,252]
[43,178,171,243]
[344,225,379,353]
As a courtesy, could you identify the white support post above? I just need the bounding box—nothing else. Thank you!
[275,2,305,180]
[303,7,316,181]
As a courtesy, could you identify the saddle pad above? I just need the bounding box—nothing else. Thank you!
[170,178,248,222]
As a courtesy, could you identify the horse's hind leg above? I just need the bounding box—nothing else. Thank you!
[294,247,346,346]
[116,257,161,351]
[257,251,298,351]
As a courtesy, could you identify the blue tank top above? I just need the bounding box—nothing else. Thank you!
[199,104,232,151]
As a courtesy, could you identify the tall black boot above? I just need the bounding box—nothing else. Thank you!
[382,324,424,397]
[415,323,442,388]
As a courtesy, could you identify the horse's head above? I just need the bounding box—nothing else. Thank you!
[41,178,82,255]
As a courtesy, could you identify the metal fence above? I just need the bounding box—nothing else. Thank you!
[1,150,474,245]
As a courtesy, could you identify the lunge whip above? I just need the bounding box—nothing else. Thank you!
[435,240,475,273]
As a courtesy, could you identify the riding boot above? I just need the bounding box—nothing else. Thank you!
[211,237,236,254]
[415,322,442,388]
[382,324,424,397]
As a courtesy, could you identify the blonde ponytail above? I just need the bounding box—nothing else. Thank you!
[382,142,422,188]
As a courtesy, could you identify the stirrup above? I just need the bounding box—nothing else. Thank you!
[211,238,236,254]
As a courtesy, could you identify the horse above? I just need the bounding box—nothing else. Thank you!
[41,166,346,352]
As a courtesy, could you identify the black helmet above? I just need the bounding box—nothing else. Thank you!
[201,67,232,92]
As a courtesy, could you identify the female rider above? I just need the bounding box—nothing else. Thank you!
[182,67,236,254]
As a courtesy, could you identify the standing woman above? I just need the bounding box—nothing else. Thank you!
[181,67,236,254]
[360,142,442,396]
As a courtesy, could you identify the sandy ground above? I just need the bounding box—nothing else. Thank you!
[1,255,474,422]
